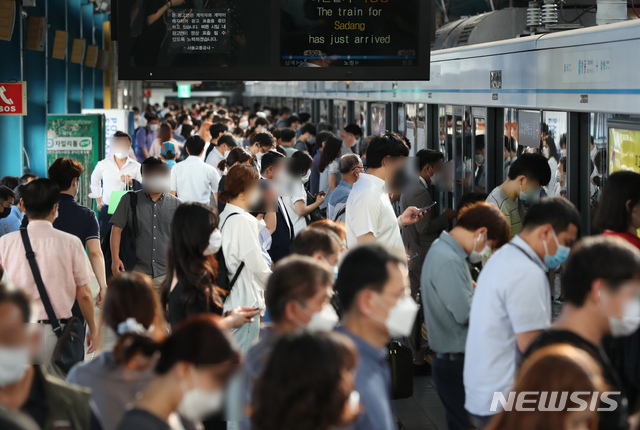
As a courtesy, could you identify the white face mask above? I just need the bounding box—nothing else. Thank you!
[223,150,231,159]
[555,170,562,183]
[542,147,550,159]
[469,232,491,264]
[378,295,419,338]
[0,345,29,387]
[239,121,249,130]
[301,169,311,185]
[203,230,222,256]
[149,124,159,132]
[348,390,361,414]
[304,304,339,333]
[143,176,171,193]
[256,151,265,161]
[474,154,485,165]
[608,298,640,337]
[113,148,129,160]
[178,373,224,421]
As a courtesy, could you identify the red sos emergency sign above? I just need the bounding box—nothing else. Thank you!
[0,82,27,116]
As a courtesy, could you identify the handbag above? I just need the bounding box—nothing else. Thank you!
[20,229,85,375]
[388,340,414,399]
[102,192,139,273]
[305,190,325,224]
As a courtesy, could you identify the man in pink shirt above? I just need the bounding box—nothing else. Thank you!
[0,179,96,375]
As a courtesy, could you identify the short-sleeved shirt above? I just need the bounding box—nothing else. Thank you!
[345,173,405,257]
[327,180,352,222]
[67,351,154,430]
[486,186,521,238]
[170,156,221,205]
[525,330,629,430]
[0,205,23,237]
[0,220,94,320]
[464,235,551,416]
[318,159,339,210]
[110,191,181,278]
[336,327,395,430]
[53,194,100,247]
[421,231,474,353]
[284,181,308,237]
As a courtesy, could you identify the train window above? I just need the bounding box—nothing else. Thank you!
[333,100,347,130]
[541,111,567,199]
[405,104,417,156]
[354,102,367,132]
[319,100,329,123]
[472,108,487,194]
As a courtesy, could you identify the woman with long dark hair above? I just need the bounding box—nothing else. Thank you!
[150,123,179,158]
[318,135,343,209]
[251,332,360,430]
[161,202,260,328]
[67,272,164,430]
[117,315,240,429]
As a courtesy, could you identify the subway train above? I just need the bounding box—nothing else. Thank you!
[241,16,640,236]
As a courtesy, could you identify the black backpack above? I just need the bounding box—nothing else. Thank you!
[102,192,139,275]
[216,213,245,298]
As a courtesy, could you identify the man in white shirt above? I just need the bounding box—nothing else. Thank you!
[206,134,236,174]
[89,131,142,239]
[170,135,221,205]
[463,198,580,429]
[345,132,425,258]
[203,122,229,164]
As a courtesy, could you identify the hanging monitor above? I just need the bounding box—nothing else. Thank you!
[115,0,432,81]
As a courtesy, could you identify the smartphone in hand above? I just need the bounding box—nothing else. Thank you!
[412,201,437,217]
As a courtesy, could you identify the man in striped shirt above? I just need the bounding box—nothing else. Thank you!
[486,153,551,238]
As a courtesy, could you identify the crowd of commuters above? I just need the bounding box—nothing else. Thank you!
[0,101,639,430]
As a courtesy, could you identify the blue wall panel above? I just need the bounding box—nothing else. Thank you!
[0,6,24,176]
[68,0,82,113]
[81,4,94,109]
[48,0,68,114]
[23,0,48,177]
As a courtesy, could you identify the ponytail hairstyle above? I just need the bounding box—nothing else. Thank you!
[155,314,240,375]
[218,147,252,172]
[218,164,259,204]
[160,203,221,317]
[102,272,165,366]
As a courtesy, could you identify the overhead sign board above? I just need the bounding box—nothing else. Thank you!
[0,82,27,116]
[177,84,191,98]
[115,0,431,81]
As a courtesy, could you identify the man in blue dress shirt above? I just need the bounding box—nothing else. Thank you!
[336,245,419,430]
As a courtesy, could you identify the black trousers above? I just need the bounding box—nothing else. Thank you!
[98,204,112,241]
[432,356,474,430]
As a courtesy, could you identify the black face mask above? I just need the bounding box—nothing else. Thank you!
[0,206,11,219]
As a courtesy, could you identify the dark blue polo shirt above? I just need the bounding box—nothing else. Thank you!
[53,194,100,247]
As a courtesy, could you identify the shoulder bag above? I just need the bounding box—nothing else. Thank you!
[20,229,85,375]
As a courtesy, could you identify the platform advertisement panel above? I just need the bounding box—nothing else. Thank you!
[609,126,640,174]
[46,114,104,211]
[82,109,134,155]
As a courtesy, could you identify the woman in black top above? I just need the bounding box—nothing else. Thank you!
[160,202,259,328]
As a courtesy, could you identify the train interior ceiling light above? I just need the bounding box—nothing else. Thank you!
[114,0,432,81]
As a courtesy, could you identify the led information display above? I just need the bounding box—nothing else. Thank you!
[281,0,420,69]
[115,0,431,80]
